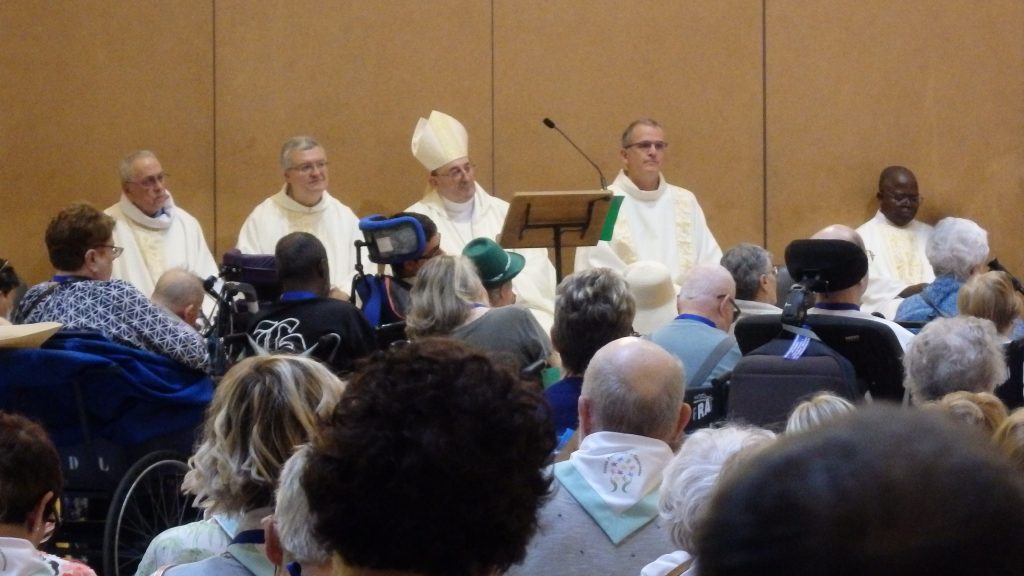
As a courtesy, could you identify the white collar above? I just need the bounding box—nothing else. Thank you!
[117,192,174,230]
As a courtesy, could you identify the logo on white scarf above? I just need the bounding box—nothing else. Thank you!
[603,452,642,493]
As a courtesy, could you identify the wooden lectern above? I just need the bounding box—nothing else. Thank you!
[499,190,615,282]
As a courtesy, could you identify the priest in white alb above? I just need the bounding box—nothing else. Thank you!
[106,150,218,299]
[405,110,556,330]
[856,165,934,318]
[237,136,361,295]
[574,118,721,286]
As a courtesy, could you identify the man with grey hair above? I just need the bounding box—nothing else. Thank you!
[105,150,217,299]
[575,118,721,287]
[649,264,741,387]
[152,267,206,329]
[237,136,360,294]
[263,445,331,576]
[808,224,914,351]
[508,337,690,576]
[903,315,1008,403]
[720,243,782,324]
[895,217,990,326]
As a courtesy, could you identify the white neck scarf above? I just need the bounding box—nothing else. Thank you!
[569,431,673,514]
[118,192,174,230]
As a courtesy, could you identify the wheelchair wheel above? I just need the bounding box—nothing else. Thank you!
[102,450,201,576]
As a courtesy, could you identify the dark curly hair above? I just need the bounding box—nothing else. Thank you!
[45,202,115,271]
[303,337,555,576]
[0,412,62,525]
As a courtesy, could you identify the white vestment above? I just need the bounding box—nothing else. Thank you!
[857,211,934,318]
[406,184,556,331]
[237,187,361,291]
[574,170,721,285]
[106,192,218,297]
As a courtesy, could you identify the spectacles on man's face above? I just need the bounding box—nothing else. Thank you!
[624,140,668,151]
[717,294,741,323]
[433,163,474,180]
[129,172,168,189]
[94,244,124,259]
[288,161,329,176]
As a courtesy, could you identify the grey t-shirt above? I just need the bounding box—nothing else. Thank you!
[450,304,551,372]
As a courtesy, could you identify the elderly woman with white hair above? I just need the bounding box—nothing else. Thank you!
[640,425,776,576]
[895,217,989,325]
[903,316,1008,404]
[263,445,331,576]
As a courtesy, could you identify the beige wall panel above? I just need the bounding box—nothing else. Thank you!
[493,0,765,258]
[0,1,214,285]
[766,0,1024,273]
[214,1,493,258]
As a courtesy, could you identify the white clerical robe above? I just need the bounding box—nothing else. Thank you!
[237,187,361,291]
[574,170,721,286]
[406,184,556,332]
[106,192,218,297]
[856,211,934,318]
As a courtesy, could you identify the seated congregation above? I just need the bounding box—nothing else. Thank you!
[5,150,1024,576]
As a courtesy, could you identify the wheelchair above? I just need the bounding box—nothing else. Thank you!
[0,330,212,576]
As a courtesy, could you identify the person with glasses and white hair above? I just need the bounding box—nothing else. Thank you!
[406,110,557,331]
[105,150,218,301]
[0,411,98,576]
[13,203,208,371]
[575,118,721,287]
[237,136,361,296]
[649,264,742,388]
[856,166,934,318]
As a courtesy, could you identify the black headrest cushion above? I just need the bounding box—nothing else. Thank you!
[784,239,868,292]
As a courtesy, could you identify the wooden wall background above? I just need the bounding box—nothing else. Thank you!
[2,1,1022,287]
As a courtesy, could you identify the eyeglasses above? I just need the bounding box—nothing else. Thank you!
[128,172,168,189]
[718,294,742,323]
[624,140,668,151]
[433,163,474,179]
[288,160,329,175]
[94,244,124,259]
[764,265,779,277]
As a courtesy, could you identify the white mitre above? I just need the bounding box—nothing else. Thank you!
[411,110,469,171]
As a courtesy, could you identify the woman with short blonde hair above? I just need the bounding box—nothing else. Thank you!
[136,355,344,576]
[958,270,1022,337]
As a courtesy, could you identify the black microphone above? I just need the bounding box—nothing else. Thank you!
[542,117,608,190]
[989,258,1024,295]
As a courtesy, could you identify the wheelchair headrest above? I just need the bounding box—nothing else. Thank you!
[785,239,868,292]
[359,215,426,265]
